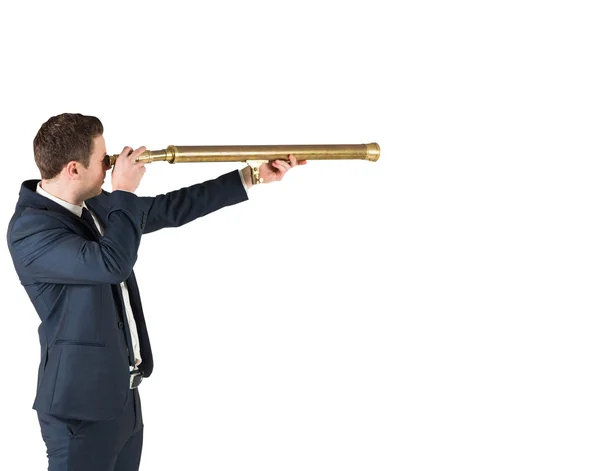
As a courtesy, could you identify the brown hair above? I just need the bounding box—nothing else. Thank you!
[33,113,104,179]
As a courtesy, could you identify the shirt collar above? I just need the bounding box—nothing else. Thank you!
[36,182,88,217]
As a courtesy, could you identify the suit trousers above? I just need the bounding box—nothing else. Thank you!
[37,388,144,471]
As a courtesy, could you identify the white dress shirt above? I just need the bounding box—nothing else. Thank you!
[36,183,142,367]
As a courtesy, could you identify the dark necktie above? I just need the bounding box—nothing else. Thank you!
[81,207,101,238]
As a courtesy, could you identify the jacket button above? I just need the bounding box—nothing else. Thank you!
[118,321,124,329]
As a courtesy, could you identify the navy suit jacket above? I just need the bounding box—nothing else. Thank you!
[7,171,248,421]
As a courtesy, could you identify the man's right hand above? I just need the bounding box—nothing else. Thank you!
[111,146,147,193]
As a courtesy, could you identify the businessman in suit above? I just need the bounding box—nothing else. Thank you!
[7,113,306,471]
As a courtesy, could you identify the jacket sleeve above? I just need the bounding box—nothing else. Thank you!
[8,191,147,285]
[140,170,249,234]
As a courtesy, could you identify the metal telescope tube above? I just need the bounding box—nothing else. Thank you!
[107,143,380,167]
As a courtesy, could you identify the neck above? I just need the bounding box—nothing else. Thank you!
[40,179,84,207]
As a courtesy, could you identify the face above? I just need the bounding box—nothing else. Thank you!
[78,135,109,200]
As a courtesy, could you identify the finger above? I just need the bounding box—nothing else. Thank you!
[130,146,147,161]
[288,154,307,166]
[274,159,291,171]
[119,146,133,159]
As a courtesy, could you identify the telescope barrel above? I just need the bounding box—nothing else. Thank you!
[108,143,380,167]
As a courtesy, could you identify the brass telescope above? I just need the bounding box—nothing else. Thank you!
[108,143,380,166]
[107,143,380,184]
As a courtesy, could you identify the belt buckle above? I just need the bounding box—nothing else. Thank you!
[130,370,143,389]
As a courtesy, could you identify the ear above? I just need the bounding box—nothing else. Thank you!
[64,161,82,179]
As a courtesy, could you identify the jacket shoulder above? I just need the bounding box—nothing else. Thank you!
[8,207,72,241]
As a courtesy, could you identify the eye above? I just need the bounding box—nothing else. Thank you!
[102,154,110,168]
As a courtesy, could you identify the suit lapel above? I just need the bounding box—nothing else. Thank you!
[19,180,99,239]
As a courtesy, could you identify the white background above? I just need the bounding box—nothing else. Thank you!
[0,1,599,470]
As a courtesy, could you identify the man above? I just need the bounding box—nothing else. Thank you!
[6,113,306,471]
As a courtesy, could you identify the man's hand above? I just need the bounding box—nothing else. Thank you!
[241,154,307,187]
[111,146,147,193]
[260,154,307,183]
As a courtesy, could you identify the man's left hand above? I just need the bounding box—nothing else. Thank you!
[259,154,307,183]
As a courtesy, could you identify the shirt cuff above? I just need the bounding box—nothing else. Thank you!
[238,169,250,194]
